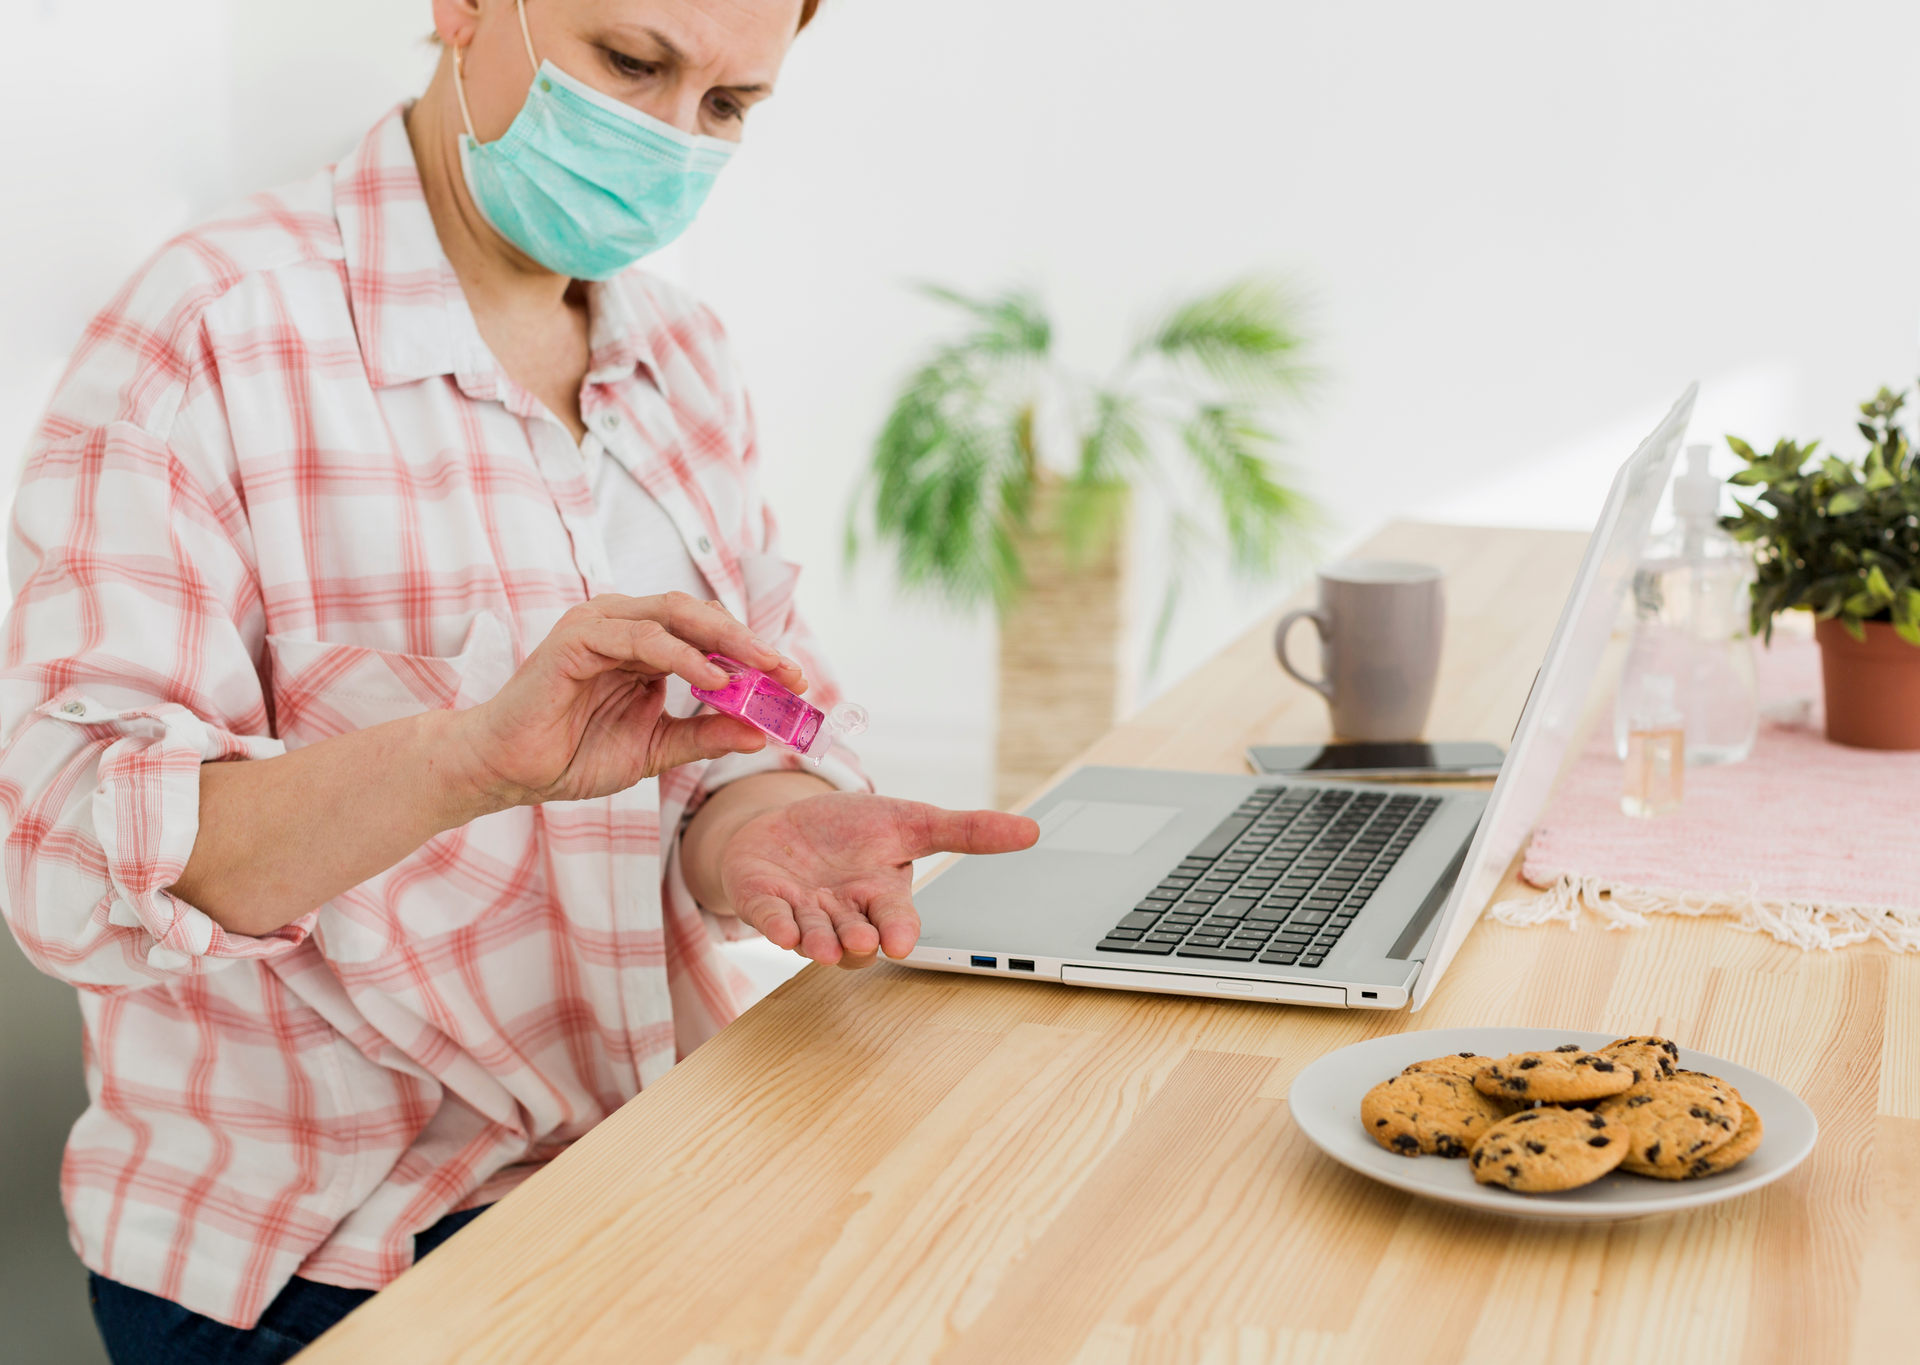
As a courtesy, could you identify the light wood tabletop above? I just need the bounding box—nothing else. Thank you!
[300,522,1917,1365]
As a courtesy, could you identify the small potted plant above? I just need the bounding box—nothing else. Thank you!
[1723,384,1920,749]
[848,278,1319,807]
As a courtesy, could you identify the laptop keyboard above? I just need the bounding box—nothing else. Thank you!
[1095,786,1440,968]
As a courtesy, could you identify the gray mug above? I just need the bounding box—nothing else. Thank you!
[1275,561,1445,741]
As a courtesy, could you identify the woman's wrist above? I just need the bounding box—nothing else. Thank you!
[435,704,536,823]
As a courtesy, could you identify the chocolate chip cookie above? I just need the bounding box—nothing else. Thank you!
[1600,1035,1681,1085]
[1677,1100,1764,1178]
[1401,1051,1490,1081]
[1473,1047,1635,1104]
[1361,1070,1512,1158]
[1468,1106,1630,1192]
[1595,1069,1741,1177]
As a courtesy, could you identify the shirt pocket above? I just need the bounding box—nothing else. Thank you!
[265,611,517,750]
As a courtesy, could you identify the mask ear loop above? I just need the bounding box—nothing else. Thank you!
[514,0,540,74]
[451,0,542,144]
[451,44,480,142]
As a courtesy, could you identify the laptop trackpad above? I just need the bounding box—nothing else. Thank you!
[1035,800,1181,855]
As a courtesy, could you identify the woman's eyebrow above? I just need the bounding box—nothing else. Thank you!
[608,23,772,93]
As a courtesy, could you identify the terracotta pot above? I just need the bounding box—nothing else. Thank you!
[1815,617,1920,750]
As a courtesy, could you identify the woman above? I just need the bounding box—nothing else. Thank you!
[0,0,1036,1359]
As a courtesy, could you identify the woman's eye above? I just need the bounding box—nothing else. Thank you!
[707,94,743,122]
[607,51,659,79]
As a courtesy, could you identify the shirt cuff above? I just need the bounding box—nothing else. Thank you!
[41,691,306,973]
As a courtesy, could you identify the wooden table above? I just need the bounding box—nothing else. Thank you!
[301,522,1918,1365]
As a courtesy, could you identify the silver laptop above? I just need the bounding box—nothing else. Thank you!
[904,384,1695,1011]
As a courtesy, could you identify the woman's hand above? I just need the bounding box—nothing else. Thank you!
[455,591,796,810]
[717,792,1041,968]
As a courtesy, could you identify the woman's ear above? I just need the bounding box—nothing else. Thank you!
[431,0,486,50]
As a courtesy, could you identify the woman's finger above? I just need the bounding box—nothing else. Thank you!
[861,887,922,961]
[572,615,730,689]
[903,806,1042,862]
[737,892,801,952]
[588,592,802,688]
[788,890,844,965]
[657,594,807,690]
[819,889,881,968]
[647,712,766,772]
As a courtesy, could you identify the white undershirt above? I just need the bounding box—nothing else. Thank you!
[581,432,712,602]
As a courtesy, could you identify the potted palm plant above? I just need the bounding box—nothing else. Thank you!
[848,278,1320,807]
[1723,384,1920,749]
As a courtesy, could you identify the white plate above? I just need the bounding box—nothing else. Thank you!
[1286,1027,1818,1220]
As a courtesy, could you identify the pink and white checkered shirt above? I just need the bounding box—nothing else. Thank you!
[0,105,865,1329]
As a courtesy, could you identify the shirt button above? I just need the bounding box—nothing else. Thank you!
[696,535,712,553]
[602,412,621,430]
[61,701,86,716]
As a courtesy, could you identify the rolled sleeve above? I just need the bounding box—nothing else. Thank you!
[3,691,302,987]
[1,403,290,990]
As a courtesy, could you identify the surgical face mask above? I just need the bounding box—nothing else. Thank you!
[452,0,736,280]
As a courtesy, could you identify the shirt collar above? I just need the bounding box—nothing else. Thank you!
[333,104,658,399]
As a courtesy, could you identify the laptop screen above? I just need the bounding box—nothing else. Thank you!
[1409,384,1697,1010]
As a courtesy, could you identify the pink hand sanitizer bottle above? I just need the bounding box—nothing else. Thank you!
[690,654,868,765]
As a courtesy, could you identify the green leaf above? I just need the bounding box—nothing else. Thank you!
[1177,403,1316,577]
[1724,435,1758,461]
[915,283,1052,358]
[1827,489,1865,516]
[1894,587,1920,645]
[1866,564,1895,603]
[1136,277,1316,398]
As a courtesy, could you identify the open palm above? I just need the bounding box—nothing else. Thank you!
[721,793,1039,967]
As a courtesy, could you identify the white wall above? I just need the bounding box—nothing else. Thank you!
[9,0,1920,818]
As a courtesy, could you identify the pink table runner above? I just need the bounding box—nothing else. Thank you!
[1492,632,1920,951]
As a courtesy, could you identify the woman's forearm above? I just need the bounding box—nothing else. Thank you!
[167,709,500,937]
[681,770,836,915]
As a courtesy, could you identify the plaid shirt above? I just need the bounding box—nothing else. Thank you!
[0,106,865,1329]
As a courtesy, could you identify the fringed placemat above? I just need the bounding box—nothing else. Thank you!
[1492,633,1920,951]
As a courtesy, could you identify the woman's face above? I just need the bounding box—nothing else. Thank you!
[438,0,803,144]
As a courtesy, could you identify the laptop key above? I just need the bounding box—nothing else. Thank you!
[1103,927,1144,941]
[1177,945,1259,961]
[1100,939,1175,955]
[1116,911,1162,931]
[1258,952,1301,966]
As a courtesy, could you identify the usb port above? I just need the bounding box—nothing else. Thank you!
[970,955,996,969]
[1009,959,1035,972]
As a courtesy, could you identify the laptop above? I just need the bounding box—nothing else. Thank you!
[904,384,1695,1011]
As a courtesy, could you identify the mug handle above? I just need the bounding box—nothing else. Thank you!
[1274,609,1334,700]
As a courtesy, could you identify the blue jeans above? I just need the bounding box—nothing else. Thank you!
[88,1205,492,1365]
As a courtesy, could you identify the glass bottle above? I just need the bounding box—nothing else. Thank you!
[1613,444,1758,767]
[1621,672,1685,817]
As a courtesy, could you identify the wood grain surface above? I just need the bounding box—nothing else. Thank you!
[298,523,1915,1365]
